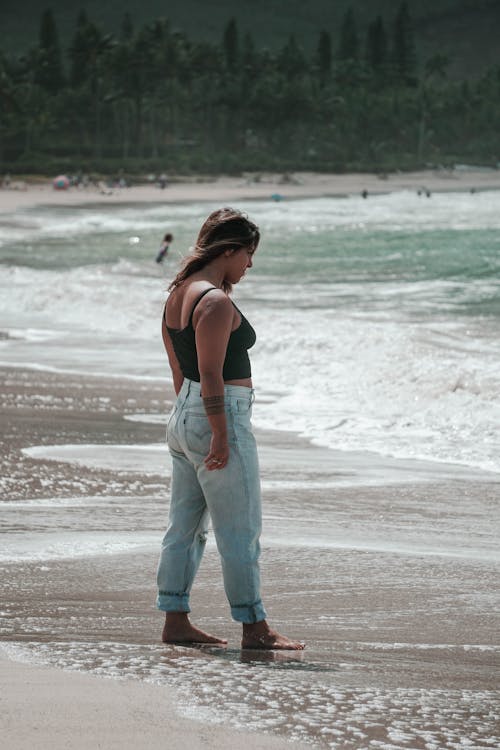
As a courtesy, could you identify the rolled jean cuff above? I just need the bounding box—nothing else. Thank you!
[230,599,267,624]
[157,591,190,613]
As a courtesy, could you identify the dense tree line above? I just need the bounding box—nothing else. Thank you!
[0,3,499,175]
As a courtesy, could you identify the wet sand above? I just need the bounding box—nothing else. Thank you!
[0,653,307,750]
[1,366,499,748]
[1,167,499,215]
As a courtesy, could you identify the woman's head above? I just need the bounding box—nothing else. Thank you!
[169,207,260,293]
[195,207,259,257]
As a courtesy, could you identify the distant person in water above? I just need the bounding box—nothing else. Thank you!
[156,233,173,264]
[156,207,305,650]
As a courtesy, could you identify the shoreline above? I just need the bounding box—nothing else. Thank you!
[2,362,498,487]
[1,365,499,747]
[1,167,500,214]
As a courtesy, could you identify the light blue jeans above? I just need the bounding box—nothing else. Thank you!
[156,378,267,624]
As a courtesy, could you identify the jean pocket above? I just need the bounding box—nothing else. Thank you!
[184,413,212,455]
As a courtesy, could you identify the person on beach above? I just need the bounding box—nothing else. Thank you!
[156,232,173,264]
[156,207,304,650]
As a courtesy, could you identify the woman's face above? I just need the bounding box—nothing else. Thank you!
[225,246,256,284]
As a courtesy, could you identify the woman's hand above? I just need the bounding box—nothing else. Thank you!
[204,431,229,471]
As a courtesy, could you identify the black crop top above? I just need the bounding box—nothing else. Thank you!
[164,287,256,381]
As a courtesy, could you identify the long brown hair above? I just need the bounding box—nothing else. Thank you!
[168,207,260,294]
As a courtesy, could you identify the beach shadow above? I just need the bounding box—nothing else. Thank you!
[239,649,336,672]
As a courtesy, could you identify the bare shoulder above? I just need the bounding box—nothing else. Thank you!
[198,286,228,307]
[192,287,232,328]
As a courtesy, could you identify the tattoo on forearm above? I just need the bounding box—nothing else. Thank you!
[203,395,225,415]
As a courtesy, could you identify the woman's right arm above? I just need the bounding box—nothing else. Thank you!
[194,292,234,470]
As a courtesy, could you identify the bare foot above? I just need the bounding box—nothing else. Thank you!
[242,620,305,650]
[162,612,227,645]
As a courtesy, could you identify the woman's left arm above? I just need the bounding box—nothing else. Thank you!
[195,292,233,470]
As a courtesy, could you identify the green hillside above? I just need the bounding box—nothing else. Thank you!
[1,0,499,78]
[1,0,499,175]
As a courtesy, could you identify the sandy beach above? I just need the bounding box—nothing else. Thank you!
[1,365,499,748]
[1,176,500,748]
[1,167,500,214]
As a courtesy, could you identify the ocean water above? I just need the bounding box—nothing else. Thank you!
[1,189,500,748]
[1,190,499,472]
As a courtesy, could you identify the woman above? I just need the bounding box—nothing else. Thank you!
[156,207,304,650]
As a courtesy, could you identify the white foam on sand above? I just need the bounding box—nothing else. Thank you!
[261,523,500,562]
[3,510,495,563]
[22,443,171,475]
[12,438,500,563]
[2,640,499,750]
[21,439,495,487]
[124,413,167,425]
[0,530,157,562]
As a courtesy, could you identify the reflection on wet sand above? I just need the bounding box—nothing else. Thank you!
[174,644,317,670]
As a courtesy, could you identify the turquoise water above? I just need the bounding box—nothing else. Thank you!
[3,205,499,286]
[0,191,499,471]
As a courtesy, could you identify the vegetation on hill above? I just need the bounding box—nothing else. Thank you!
[0,3,499,176]
[1,0,499,79]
